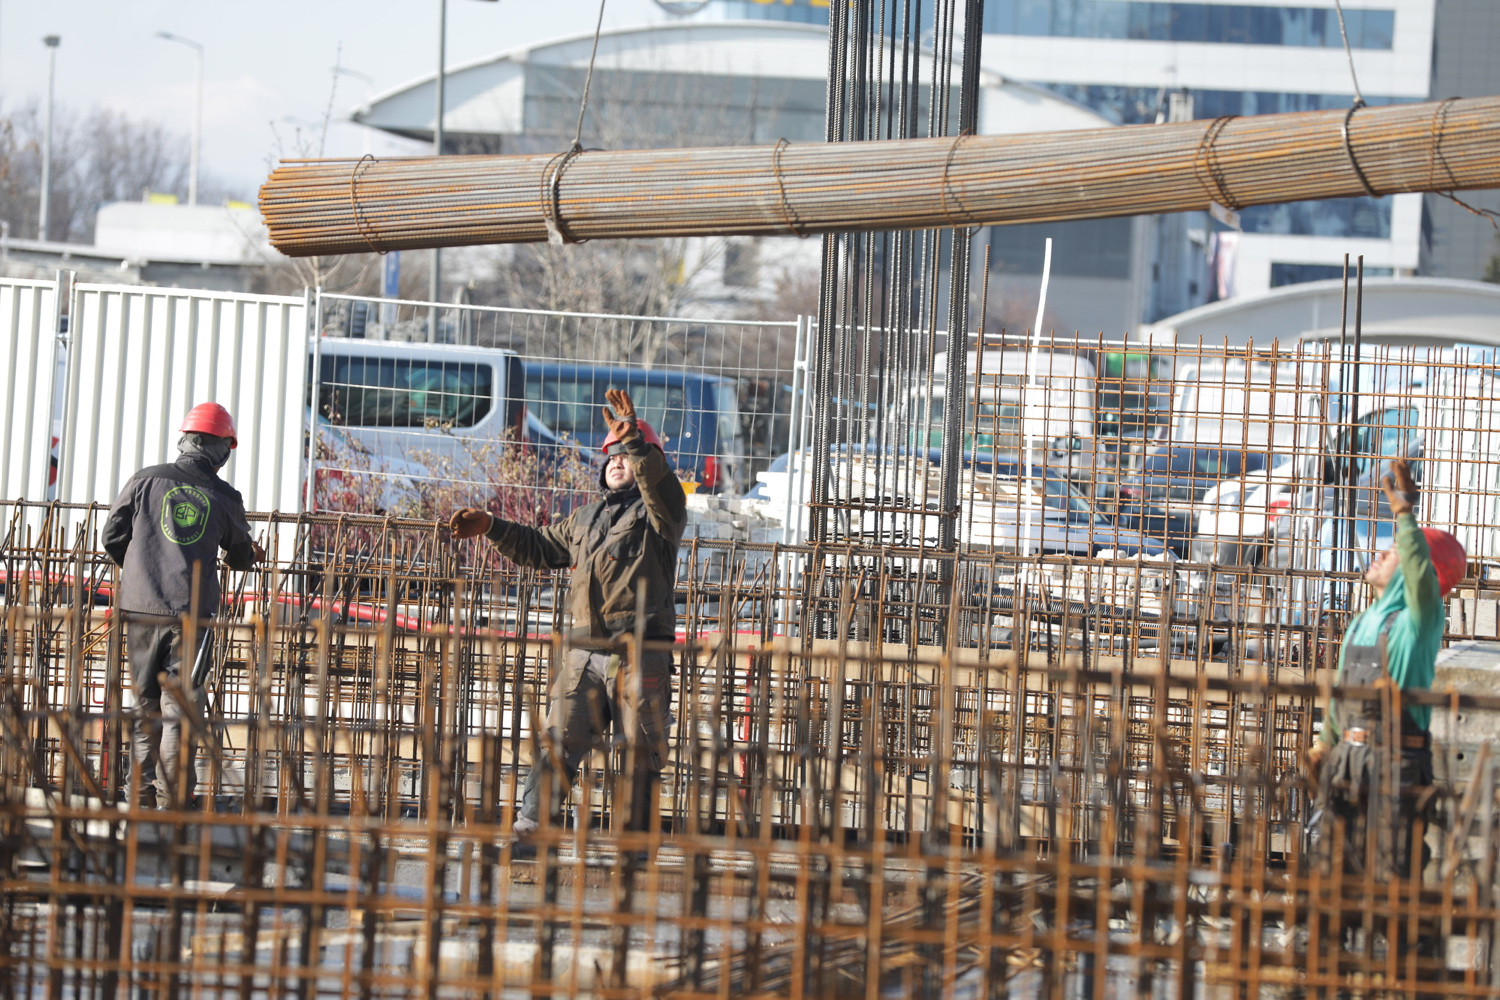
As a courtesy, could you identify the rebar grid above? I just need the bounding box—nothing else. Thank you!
[5,499,1500,997]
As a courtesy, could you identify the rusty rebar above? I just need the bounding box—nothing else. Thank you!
[259,97,1500,256]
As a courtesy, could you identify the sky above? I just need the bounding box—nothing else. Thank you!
[0,0,675,199]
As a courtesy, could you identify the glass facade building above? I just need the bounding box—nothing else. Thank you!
[982,1,1394,48]
[717,0,1397,48]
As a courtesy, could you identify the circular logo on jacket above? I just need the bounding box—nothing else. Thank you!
[160,485,211,545]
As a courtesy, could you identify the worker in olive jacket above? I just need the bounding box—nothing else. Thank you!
[102,403,263,808]
[450,389,686,838]
[1308,457,1466,879]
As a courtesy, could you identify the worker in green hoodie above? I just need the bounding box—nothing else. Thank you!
[1307,457,1467,879]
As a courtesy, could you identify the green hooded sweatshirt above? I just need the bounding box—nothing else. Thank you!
[1319,511,1445,745]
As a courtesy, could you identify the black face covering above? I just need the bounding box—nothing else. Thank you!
[178,432,232,471]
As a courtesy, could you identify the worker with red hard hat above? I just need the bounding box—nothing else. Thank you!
[1308,457,1465,880]
[101,402,263,809]
[449,389,686,842]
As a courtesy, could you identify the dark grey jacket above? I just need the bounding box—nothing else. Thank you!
[101,455,256,616]
[485,432,686,639]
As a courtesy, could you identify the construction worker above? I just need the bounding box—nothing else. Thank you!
[449,389,686,839]
[102,403,262,808]
[1307,456,1466,879]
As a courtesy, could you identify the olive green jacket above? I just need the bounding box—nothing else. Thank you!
[485,430,686,639]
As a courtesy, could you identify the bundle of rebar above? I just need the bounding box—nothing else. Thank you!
[259,96,1500,256]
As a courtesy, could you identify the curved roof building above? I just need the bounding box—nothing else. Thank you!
[352,21,1110,153]
[350,19,1141,335]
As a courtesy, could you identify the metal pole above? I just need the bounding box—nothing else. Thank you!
[1022,237,1052,557]
[190,43,203,206]
[428,0,446,343]
[156,33,205,206]
[39,36,59,241]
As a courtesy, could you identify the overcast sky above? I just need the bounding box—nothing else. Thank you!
[0,0,675,199]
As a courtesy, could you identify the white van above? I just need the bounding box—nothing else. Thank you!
[311,337,540,458]
[308,337,569,509]
[920,349,1095,455]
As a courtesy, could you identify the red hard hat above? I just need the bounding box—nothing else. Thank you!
[601,419,663,455]
[180,402,238,448]
[1423,528,1467,596]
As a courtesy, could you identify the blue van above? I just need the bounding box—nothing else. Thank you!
[523,362,745,493]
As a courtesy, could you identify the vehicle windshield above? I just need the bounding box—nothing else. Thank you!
[319,356,493,428]
[1040,476,1093,515]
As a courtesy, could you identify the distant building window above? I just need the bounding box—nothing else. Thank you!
[988,218,1134,279]
[723,240,761,288]
[715,0,830,24]
[1039,83,1418,127]
[1270,262,1394,287]
[985,1,1394,48]
[1241,197,1392,239]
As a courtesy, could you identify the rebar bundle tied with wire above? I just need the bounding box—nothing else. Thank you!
[259,95,1500,256]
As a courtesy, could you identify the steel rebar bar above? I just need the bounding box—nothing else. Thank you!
[259,96,1500,256]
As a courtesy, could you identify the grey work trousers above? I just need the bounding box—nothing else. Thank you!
[519,645,674,831]
[127,619,210,806]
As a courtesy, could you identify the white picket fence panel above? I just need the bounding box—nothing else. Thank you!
[0,278,63,510]
[55,283,310,555]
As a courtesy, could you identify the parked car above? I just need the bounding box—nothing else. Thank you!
[967,464,1169,556]
[1190,403,1425,567]
[746,450,1166,555]
[1114,446,1274,555]
[524,362,746,493]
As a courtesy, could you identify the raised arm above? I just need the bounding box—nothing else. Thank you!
[1382,458,1443,629]
[602,388,686,542]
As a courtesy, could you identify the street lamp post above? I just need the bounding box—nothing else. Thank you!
[39,35,59,241]
[157,31,204,206]
[429,0,447,342]
[428,0,497,342]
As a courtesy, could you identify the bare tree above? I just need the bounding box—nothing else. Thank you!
[0,99,237,243]
[251,53,385,296]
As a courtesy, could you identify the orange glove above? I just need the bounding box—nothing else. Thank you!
[448,508,493,540]
[602,388,639,443]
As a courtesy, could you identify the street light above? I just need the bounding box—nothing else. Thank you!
[430,0,498,341]
[156,31,204,206]
[39,35,59,241]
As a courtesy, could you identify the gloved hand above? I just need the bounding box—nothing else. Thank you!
[602,388,639,443]
[1381,457,1419,517]
[448,508,493,540]
[250,540,267,565]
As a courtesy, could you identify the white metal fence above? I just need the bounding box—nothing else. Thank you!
[0,278,62,513]
[312,292,810,514]
[57,284,309,515]
[0,276,311,555]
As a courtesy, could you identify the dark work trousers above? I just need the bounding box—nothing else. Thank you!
[1320,745,1434,880]
[127,618,210,806]
[520,645,674,832]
